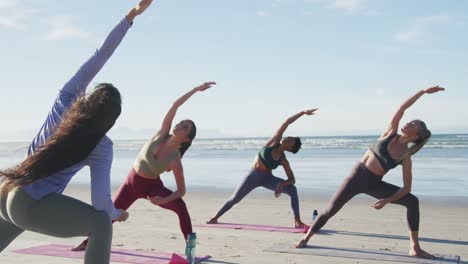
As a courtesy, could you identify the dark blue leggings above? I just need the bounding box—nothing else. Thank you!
[311,163,420,233]
[216,169,300,218]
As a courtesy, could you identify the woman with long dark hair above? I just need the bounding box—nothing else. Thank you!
[207,109,317,228]
[72,81,216,251]
[0,1,153,263]
[295,86,445,258]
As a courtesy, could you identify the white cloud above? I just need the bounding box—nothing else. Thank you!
[257,11,272,17]
[304,0,367,13]
[394,15,452,43]
[329,0,364,11]
[0,16,20,28]
[0,9,37,29]
[45,16,90,40]
[0,0,17,9]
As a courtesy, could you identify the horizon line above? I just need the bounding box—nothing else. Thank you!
[1,132,467,143]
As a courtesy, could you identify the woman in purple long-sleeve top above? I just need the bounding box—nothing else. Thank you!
[0,1,153,263]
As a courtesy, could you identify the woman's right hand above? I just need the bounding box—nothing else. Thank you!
[303,109,318,115]
[196,82,217,92]
[116,210,129,222]
[423,85,445,94]
[127,0,154,23]
[133,0,153,16]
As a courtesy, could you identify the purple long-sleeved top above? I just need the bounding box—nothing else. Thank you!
[23,18,132,220]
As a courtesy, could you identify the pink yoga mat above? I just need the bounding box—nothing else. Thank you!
[195,222,309,233]
[13,244,211,264]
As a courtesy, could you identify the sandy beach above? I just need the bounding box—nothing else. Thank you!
[1,184,467,264]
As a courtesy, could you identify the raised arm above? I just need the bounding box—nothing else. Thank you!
[265,109,317,147]
[28,0,154,155]
[155,82,216,137]
[60,0,153,99]
[381,86,445,138]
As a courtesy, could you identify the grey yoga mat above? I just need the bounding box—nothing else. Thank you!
[264,242,460,264]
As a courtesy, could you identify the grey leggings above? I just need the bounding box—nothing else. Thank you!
[311,163,420,233]
[0,187,112,264]
[216,169,300,218]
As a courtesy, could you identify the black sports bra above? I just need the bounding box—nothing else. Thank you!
[369,134,402,172]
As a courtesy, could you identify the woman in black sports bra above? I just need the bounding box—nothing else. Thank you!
[295,86,445,259]
[207,109,317,228]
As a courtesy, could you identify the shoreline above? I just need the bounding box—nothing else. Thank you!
[68,182,468,205]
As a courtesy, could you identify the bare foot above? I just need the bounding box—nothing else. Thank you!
[71,240,88,251]
[295,220,306,228]
[206,217,218,224]
[409,247,436,259]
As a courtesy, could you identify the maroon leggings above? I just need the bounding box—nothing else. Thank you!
[113,169,192,239]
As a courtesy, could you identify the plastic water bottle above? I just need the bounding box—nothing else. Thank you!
[185,232,197,264]
[312,209,318,222]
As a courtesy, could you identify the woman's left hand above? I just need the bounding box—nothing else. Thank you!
[147,196,165,205]
[371,199,388,210]
[274,183,284,198]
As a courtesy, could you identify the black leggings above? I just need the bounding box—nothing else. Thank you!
[311,163,420,233]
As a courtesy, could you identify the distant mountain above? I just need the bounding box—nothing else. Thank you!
[0,127,230,142]
[1,126,466,142]
[107,127,229,140]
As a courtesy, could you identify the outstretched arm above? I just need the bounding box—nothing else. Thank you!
[61,0,153,99]
[381,86,445,138]
[154,82,216,138]
[265,109,317,147]
[29,0,154,155]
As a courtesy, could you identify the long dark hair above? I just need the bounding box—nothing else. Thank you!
[178,120,196,158]
[397,120,431,162]
[0,83,121,192]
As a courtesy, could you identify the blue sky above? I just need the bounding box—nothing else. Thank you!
[1,0,467,140]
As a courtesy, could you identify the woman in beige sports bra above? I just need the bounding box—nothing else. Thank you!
[73,81,216,251]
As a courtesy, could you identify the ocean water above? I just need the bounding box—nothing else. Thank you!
[1,134,467,197]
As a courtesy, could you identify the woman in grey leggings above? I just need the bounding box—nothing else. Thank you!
[207,109,317,228]
[0,1,153,263]
[295,86,445,259]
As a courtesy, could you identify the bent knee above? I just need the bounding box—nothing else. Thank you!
[284,185,298,195]
[406,194,419,208]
